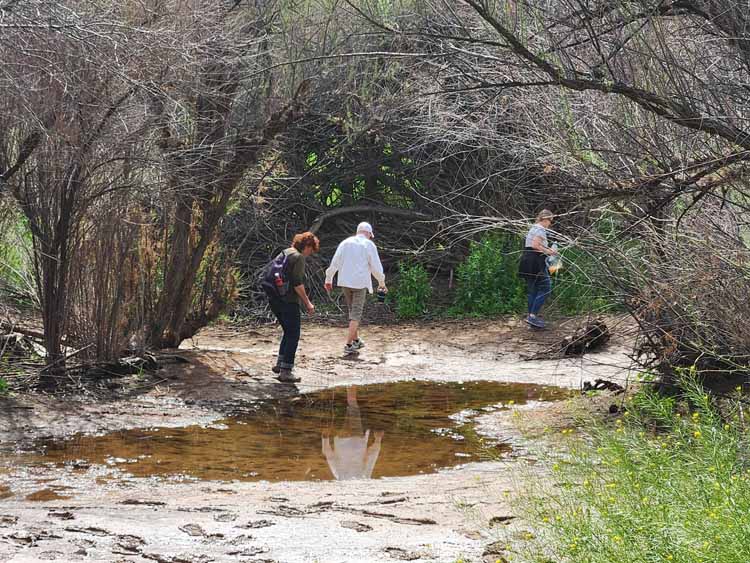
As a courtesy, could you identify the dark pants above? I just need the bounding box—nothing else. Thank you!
[526,273,552,316]
[269,297,301,369]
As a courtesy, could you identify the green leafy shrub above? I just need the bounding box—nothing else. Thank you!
[548,246,615,315]
[0,377,8,395]
[393,262,432,319]
[451,234,526,316]
[0,208,34,305]
[514,372,750,563]
[451,233,615,317]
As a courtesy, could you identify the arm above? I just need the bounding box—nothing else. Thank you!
[294,284,315,315]
[324,244,344,291]
[531,236,556,256]
[367,242,386,290]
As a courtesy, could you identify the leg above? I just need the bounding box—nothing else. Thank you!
[268,298,286,367]
[525,278,537,315]
[530,274,552,316]
[346,289,366,345]
[347,320,359,345]
[279,301,301,368]
[342,288,354,344]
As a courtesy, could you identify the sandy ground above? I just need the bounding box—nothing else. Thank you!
[0,316,635,562]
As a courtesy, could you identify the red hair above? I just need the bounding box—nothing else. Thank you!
[292,231,320,252]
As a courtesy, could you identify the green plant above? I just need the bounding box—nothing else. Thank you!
[451,233,526,316]
[0,377,8,395]
[393,261,432,319]
[514,373,750,563]
[547,246,615,315]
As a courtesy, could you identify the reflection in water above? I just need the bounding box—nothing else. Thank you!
[6,381,569,483]
[322,387,383,480]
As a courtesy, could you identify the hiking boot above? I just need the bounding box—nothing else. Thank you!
[344,343,359,355]
[276,368,300,383]
[352,338,365,350]
[272,365,281,374]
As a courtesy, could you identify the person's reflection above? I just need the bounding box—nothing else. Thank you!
[322,386,383,480]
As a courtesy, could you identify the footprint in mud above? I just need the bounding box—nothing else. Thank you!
[226,546,269,557]
[37,551,67,560]
[227,534,254,545]
[0,515,18,527]
[384,546,434,560]
[48,510,75,520]
[340,520,373,532]
[213,512,238,522]
[178,523,224,540]
[179,523,205,537]
[235,519,275,529]
[113,534,145,554]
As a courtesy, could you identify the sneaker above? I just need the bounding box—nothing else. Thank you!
[352,338,365,350]
[276,368,300,383]
[344,343,359,355]
[525,315,546,329]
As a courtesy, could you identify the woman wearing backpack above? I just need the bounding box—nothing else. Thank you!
[267,232,320,383]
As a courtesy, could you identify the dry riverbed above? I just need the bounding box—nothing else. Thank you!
[0,317,634,562]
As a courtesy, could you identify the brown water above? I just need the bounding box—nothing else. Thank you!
[9,381,567,483]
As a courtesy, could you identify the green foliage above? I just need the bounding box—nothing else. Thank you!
[451,234,526,316]
[393,262,432,319]
[549,246,614,315]
[515,372,750,563]
[0,377,8,395]
[450,232,615,317]
[0,208,34,305]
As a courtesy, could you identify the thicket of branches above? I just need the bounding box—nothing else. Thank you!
[2,0,750,385]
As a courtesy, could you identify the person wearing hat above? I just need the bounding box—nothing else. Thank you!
[325,222,387,355]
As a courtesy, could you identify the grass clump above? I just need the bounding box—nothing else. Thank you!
[514,373,750,563]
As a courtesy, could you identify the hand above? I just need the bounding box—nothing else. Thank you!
[378,284,388,293]
[305,302,315,315]
[324,282,333,293]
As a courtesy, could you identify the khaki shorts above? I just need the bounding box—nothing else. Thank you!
[341,287,367,322]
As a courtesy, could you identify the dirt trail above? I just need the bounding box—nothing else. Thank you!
[0,317,634,562]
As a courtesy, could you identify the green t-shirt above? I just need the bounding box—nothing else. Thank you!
[282,247,305,303]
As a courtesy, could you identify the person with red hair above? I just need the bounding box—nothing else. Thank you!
[267,231,320,382]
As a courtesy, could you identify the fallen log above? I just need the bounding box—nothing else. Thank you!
[524,318,611,360]
[560,318,610,356]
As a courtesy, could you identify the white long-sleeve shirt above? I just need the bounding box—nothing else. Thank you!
[325,234,385,293]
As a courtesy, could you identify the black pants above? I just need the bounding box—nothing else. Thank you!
[269,297,301,369]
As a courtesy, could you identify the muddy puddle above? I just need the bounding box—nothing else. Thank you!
[4,381,568,484]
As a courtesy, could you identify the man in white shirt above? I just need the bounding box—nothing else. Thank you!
[325,222,388,355]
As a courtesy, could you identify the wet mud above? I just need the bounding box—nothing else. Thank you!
[0,317,634,562]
